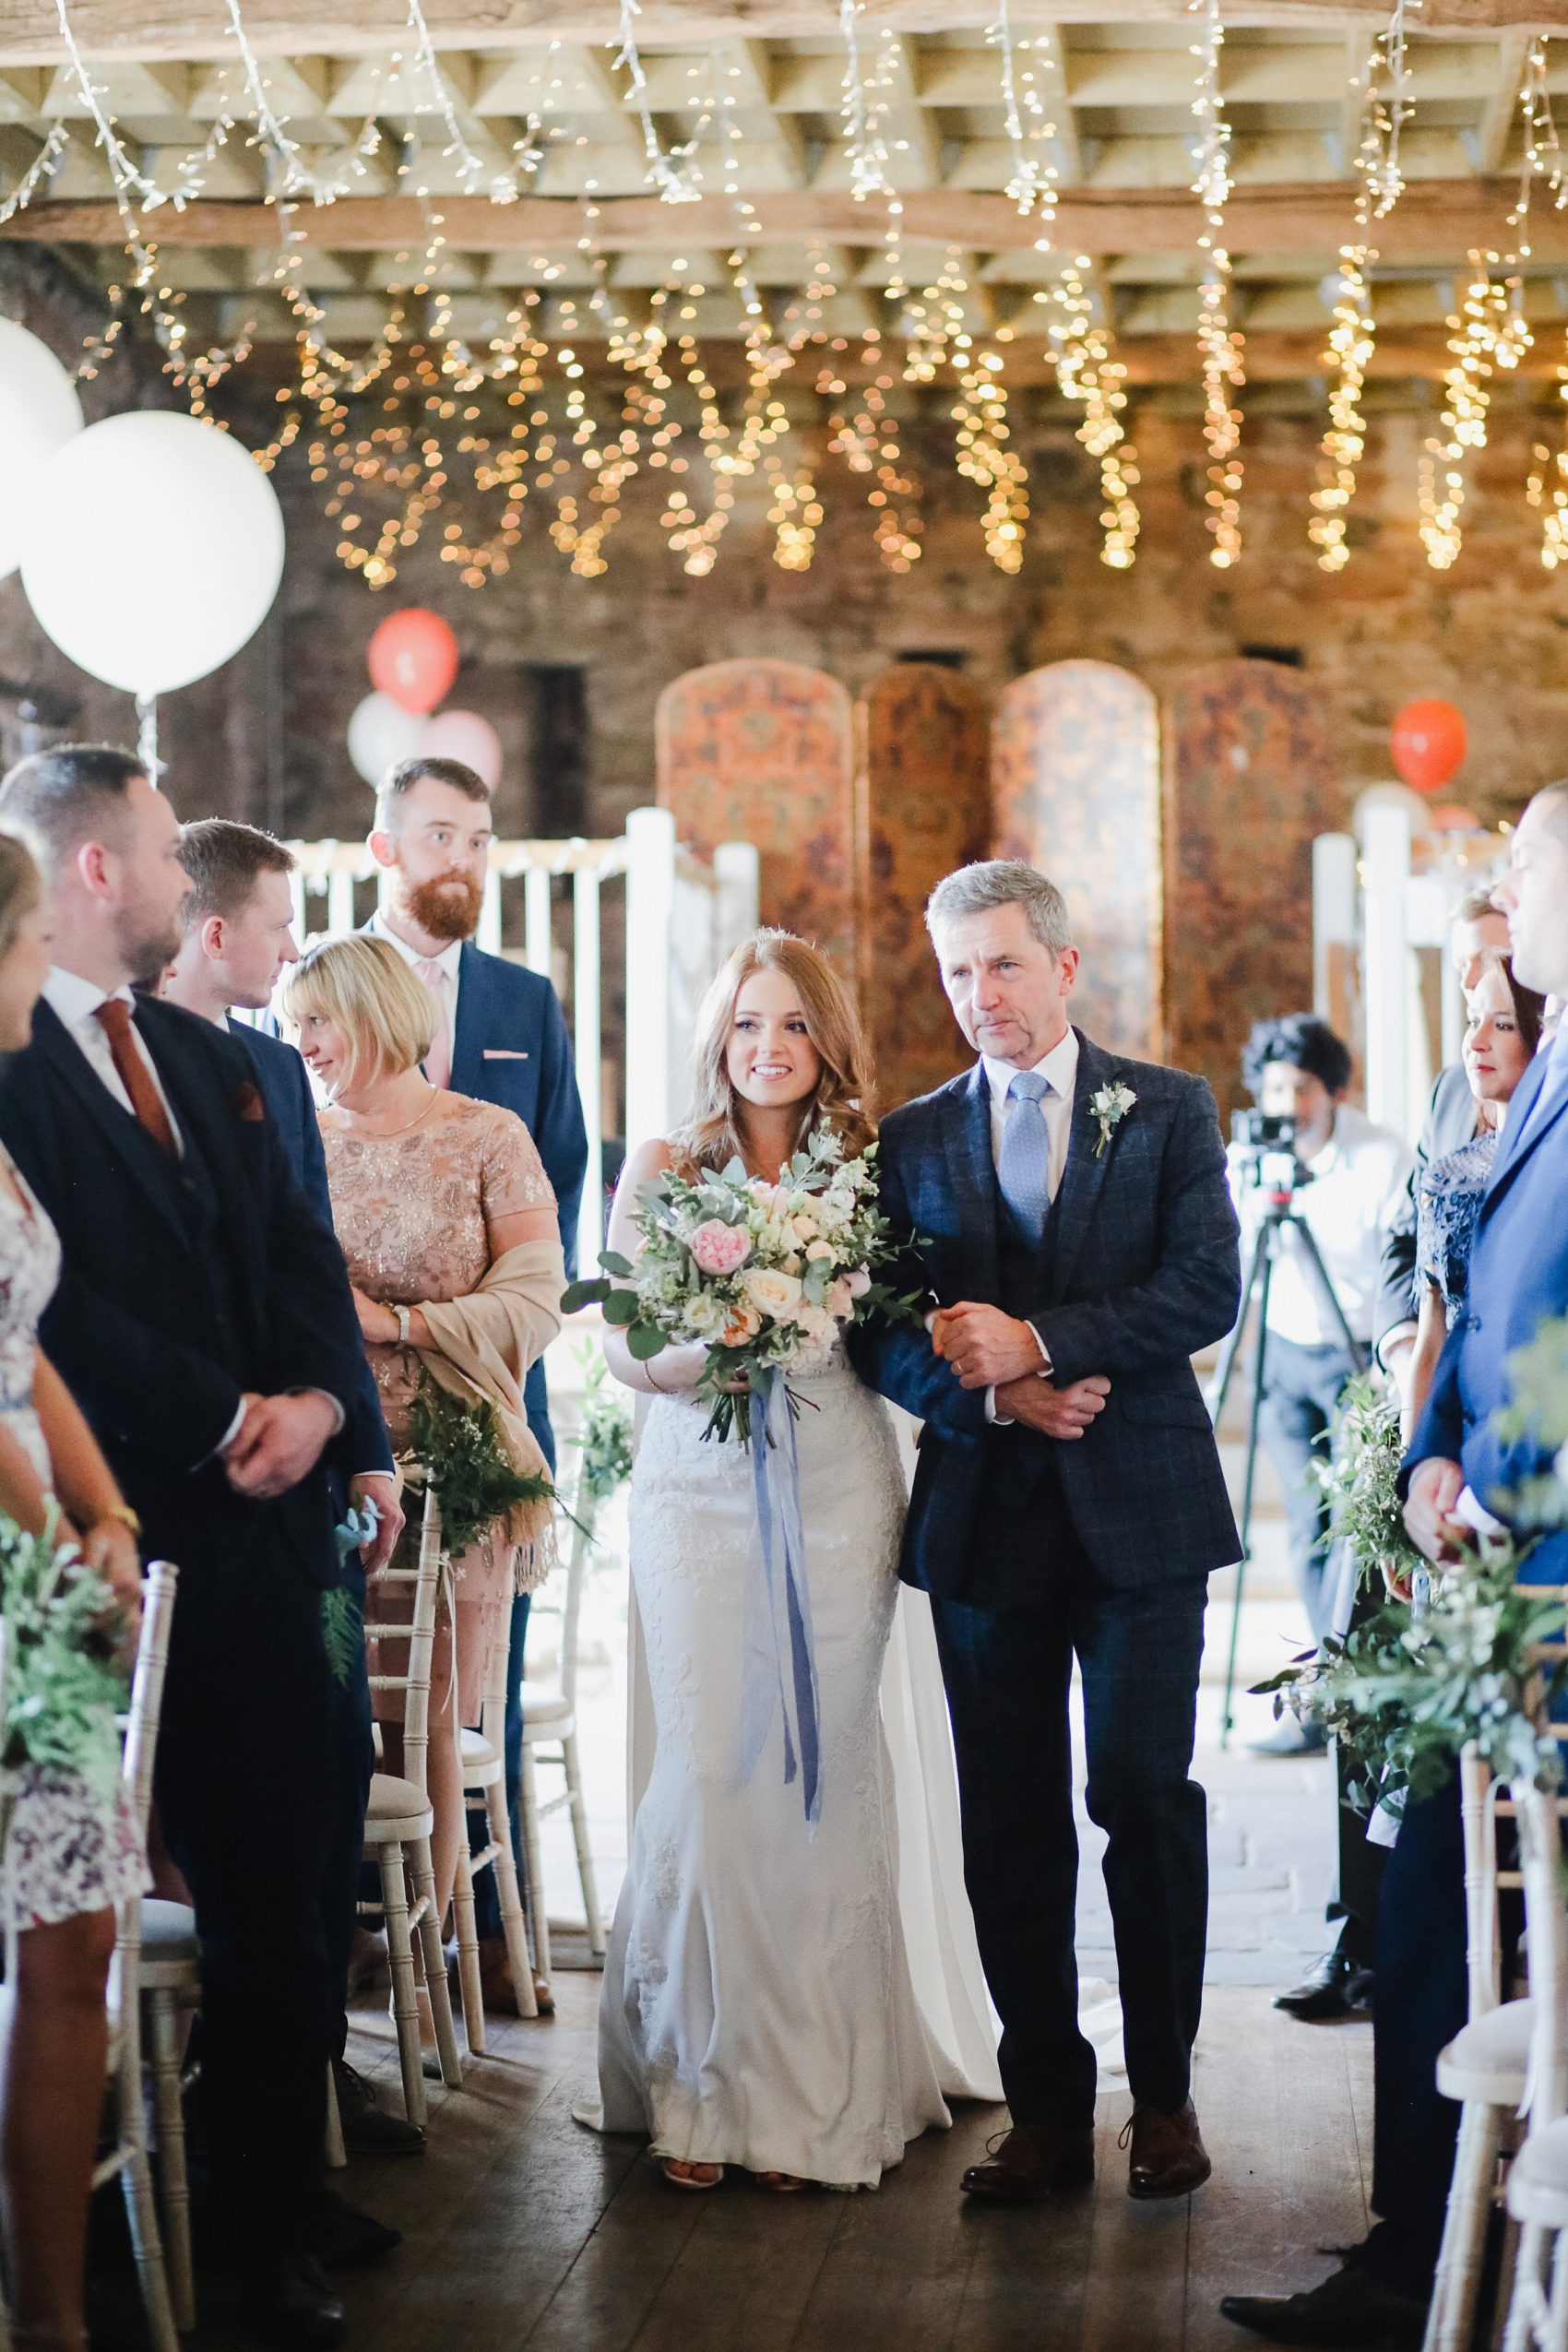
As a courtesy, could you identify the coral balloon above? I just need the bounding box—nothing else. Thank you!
[367,608,459,715]
[348,691,423,784]
[419,708,502,790]
[1427,804,1481,833]
[1391,699,1467,795]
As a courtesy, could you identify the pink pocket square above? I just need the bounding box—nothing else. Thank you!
[482,1049,529,1060]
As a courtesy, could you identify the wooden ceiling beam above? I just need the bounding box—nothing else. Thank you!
[6,180,1553,260]
[6,1,1568,71]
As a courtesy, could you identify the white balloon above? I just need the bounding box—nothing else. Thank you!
[19,410,285,698]
[0,318,84,581]
[348,690,423,784]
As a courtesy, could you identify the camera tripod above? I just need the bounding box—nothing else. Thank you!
[1207,1195,1366,1749]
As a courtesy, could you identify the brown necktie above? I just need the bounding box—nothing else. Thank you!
[94,999,176,1158]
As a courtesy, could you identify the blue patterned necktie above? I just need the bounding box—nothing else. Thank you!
[997,1069,1053,1245]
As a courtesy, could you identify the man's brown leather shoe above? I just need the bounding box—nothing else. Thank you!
[1125,2098,1212,2199]
[959,2121,1095,2203]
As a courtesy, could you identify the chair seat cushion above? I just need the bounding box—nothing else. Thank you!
[521,1687,572,1729]
[141,1900,198,1958]
[1515,2115,1568,2193]
[1436,1998,1532,2101]
[460,1728,498,1766]
[364,1773,434,1839]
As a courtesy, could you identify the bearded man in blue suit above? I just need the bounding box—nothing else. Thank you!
[363,754,588,2011]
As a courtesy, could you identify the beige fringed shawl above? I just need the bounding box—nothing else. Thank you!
[414,1236,566,1592]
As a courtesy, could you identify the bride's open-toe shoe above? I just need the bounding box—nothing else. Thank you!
[754,2171,808,2193]
[660,2157,724,2191]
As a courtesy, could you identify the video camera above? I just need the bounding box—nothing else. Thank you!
[1229,1109,1305,1206]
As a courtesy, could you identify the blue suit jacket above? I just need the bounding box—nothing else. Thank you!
[846,1029,1242,1603]
[227,1017,392,1482]
[1406,1049,1568,1580]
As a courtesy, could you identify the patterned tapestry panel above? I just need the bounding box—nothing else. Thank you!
[655,658,857,970]
[992,660,1161,1060]
[856,663,992,1111]
[1165,658,1342,1120]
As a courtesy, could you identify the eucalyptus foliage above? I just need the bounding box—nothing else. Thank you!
[407,1372,558,1560]
[568,1342,633,1505]
[1307,1372,1421,1593]
[0,1507,126,1804]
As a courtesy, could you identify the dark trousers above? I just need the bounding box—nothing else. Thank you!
[930,1555,1210,2129]
[155,1560,337,2258]
[323,1558,374,2061]
[1256,1333,1360,1645]
[1362,1768,1471,2299]
[469,1399,552,1942]
[1326,1574,1390,1966]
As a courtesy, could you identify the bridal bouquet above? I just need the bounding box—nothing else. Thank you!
[563,1126,919,1444]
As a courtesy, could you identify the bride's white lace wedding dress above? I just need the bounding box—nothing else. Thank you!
[591,1336,970,2188]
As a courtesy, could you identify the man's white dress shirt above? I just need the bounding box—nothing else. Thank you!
[1230,1100,1413,1348]
[972,1027,1078,1420]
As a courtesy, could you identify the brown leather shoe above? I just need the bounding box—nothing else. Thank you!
[1124,2098,1211,2199]
[960,2121,1095,2203]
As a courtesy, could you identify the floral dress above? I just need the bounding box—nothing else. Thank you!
[0,1150,145,1931]
[320,1093,555,1723]
[1415,1129,1498,1331]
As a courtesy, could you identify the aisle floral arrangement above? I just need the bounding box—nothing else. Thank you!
[0,1506,126,1809]
[562,1127,921,1445]
[1256,1320,1568,1808]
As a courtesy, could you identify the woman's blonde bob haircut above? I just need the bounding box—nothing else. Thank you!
[0,833,42,969]
[672,929,875,1176]
[282,932,436,1091]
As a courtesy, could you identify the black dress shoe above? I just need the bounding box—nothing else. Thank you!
[959,2120,1095,2202]
[1273,1950,1374,2023]
[1126,2098,1212,2199]
[302,2187,401,2270]
[1219,2263,1426,2347]
[243,2251,345,2349]
[332,2058,425,2155]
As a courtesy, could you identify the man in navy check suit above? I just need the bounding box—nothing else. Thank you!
[847,860,1241,2207]
[364,754,588,2009]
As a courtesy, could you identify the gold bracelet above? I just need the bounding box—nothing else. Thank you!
[95,1503,142,1537]
[646,1359,665,1396]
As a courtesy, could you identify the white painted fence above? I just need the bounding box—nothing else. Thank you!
[1313,807,1508,1142]
[284,807,759,1269]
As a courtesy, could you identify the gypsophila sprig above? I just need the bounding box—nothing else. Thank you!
[1308,1373,1421,1594]
[1253,1533,1561,1814]
[563,1125,923,1445]
[569,1341,635,1503]
[0,1505,127,1805]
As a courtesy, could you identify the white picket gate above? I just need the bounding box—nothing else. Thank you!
[282,807,759,1269]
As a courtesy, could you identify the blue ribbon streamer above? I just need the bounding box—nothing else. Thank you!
[737,1365,822,1825]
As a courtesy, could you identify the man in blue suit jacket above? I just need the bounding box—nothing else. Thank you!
[848,861,1241,2209]
[365,754,588,2004]
[163,819,426,2168]
[1223,787,1568,2347]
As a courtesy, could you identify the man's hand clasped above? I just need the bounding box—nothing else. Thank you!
[221,1390,340,1500]
[932,1301,1111,1439]
[1403,1455,1469,1565]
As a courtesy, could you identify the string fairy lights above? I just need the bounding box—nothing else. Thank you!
[839,2,898,201]
[952,351,1028,572]
[986,0,1058,223]
[1040,259,1141,569]
[1417,252,1528,571]
[613,0,704,204]
[1188,0,1244,567]
[1360,0,1420,221]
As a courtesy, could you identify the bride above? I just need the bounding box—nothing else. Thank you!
[590,930,992,2192]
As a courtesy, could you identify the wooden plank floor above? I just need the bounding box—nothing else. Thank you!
[134,1975,1372,2352]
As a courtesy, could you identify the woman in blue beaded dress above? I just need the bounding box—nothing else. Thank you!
[1405,955,1547,1435]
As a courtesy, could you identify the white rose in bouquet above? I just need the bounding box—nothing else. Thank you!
[742,1266,804,1321]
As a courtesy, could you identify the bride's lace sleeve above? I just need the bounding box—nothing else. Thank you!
[600,1134,708,1396]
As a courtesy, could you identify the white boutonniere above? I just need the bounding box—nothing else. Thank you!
[1089,1081,1137,1158]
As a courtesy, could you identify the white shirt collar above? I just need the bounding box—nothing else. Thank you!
[370,909,462,980]
[42,967,134,1027]
[981,1026,1079,1107]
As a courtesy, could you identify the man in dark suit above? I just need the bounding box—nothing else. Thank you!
[363,754,588,2007]
[1222,787,1568,2347]
[848,860,1241,2206]
[164,818,422,2166]
[0,749,374,2346]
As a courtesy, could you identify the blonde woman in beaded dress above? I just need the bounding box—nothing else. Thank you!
[284,934,564,1933]
[0,835,146,2352]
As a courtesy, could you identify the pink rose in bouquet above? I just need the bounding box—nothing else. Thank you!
[690,1219,751,1277]
[826,1266,873,1321]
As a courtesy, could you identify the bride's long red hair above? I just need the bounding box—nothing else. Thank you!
[672,930,876,1175]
